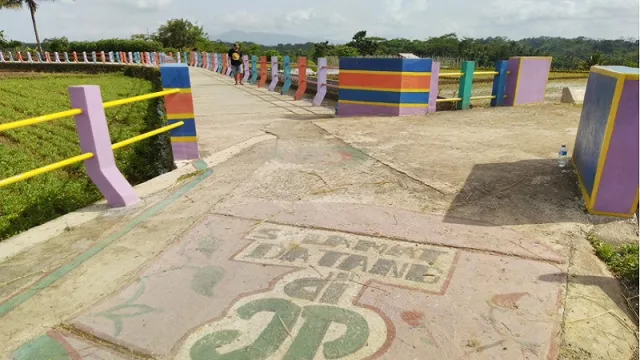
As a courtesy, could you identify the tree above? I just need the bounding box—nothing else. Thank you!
[0,0,63,53]
[347,30,379,56]
[154,18,207,51]
[332,45,359,57]
[42,36,68,52]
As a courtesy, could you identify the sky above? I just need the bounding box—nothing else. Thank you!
[0,0,638,43]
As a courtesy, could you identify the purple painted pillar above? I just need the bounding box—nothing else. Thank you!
[212,53,218,72]
[428,61,440,113]
[242,55,251,83]
[268,56,279,91]
[68,86,140,207]
[504,56,552,106]
[312,57,327,106]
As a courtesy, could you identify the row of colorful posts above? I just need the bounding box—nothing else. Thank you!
[0,50,170,66]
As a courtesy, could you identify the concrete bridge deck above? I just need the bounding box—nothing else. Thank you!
[0,68,636,360]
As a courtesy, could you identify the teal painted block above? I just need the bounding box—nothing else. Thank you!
[457,61,475,110]
[92,51,97,63]
[251,55,258,84]
[281,56,292,94]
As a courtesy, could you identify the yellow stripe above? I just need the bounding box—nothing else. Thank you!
[165,88,192,94]
[167,113,195,120]
[590,77,624,209]
[339,70,431,77]
[572,156,591,206]
[513,57,523,105]
[171,136,198,143]
[339,100,428,108]
[340,86,430,93]
[590,66,640,80]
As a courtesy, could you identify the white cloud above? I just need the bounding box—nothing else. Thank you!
[0,0,636,42]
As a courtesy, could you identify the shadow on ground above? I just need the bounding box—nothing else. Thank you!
[539,273,639,323]
[443,159,608,226]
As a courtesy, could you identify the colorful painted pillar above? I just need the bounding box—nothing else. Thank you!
[92,51,97,63]
[258,56,268,87]
[212,53,218,72]
[68,86,140,207]
[218,54,223,73]
[338,57,432,116]
[72,51,79,63]
[312,57,328,106]
[268,57,279,91]
[44,52,51,63]
[128,52,133,64]
[457,61,475,110]
[160,64,200,161]
[100,51,106,64]
[63,52,70,63]
[17,52,24,62]
[491,60,509,107]
[108,51,114,63]
[155,52,160,67]
[176,52,181,64]
[36,52,43,63]
[573,66,639,217]
[242,55,250,83]
[0,52,4,62]
[504,56,552,106]
[250,55,258,84]
[54,52,60,63]
[26,52,33,63]
[281,56,292,95]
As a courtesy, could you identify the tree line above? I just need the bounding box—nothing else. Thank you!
[2,16,638,70]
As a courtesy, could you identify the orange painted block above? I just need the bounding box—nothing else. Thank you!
[165,93,195,114]
[340,73,402,89]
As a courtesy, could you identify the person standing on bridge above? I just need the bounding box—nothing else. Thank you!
[228,43,243,85]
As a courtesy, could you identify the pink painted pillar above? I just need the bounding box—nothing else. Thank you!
[428,61,440,113]
[68,86,140,207]
[242,55,250,83]
[268,56,279,91]
[312,57,328,106]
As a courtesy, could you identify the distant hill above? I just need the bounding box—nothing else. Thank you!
[213,30,339,46]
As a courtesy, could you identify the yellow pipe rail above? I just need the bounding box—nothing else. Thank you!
[436,97,463,103]
[0,152,94,188]
[439,72,463,77]
[436,95,497,103]
[103,89,180,109]
[0,108,83,133]
[112,122,184,150]
[473,71,499,76]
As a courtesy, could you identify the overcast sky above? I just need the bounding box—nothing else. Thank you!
[0,0,638,43]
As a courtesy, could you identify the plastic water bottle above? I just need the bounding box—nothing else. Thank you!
[558,145,568,168]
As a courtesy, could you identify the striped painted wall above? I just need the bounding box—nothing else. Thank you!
[338,58,432,116]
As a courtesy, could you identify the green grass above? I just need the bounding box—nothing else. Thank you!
[0,72,157,241]
[587,233,639,284]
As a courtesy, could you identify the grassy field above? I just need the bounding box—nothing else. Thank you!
[0,72,158,241]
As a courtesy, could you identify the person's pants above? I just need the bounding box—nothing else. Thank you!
[231,64,243,77]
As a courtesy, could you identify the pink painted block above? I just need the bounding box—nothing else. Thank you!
[268,56,279,91]
[69,86,140,207]
[242,55,250,83]
[505,57,552,106]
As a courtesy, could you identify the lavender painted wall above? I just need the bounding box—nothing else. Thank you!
[594,79,639,213]
[503,58,520,106]
[515,58,551,105]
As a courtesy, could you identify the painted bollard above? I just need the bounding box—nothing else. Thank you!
[268,57,279,92]
[281,56,292,95]
[258,56,268,88]
[54,52,61,63]
[92,51,97,63]
[491,60,509,107]
[250,55,258,84]
[0,52,5,62]
[294,57,308,100]
[128,52,133,64]
[68,86,140,207]
[427,61,440,113]
[160,64,200,160]
[457,61,475,110]
[218,54,223,73]
[222,54,228,75]
[242,55,250,83]
[212,53,218,72]
[504,56,552,106]
[338,58,432,116]
[36,52,43,63]
[573,66,639,217]
[26,52,33,63]
[313,57,328,106]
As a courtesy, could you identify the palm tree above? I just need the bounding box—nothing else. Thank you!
[0,0,57,53]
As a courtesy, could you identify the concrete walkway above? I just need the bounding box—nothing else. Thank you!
[0,68,635,360]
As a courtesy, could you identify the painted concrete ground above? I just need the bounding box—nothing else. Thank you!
[1,69,636,360]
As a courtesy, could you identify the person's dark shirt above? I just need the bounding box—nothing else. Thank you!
[228,48,242,66]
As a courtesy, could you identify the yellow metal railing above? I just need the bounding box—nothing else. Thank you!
[0,89,183,188]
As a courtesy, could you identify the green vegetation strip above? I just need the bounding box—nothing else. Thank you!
[587,233,639,284]
[0,69,172,241]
